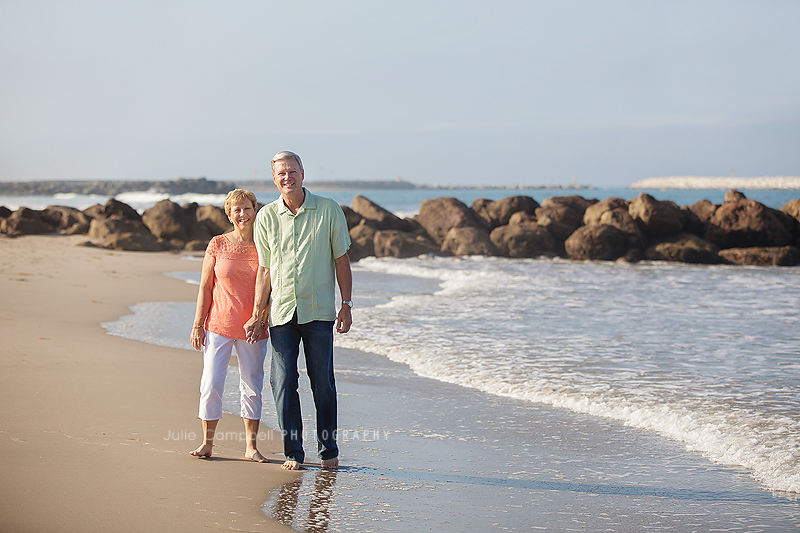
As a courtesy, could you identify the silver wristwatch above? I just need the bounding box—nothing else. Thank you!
[342,300,354,308]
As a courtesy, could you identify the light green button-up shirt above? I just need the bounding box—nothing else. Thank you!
[254,190,351,327]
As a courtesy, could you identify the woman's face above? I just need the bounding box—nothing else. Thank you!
[228,200,256,231]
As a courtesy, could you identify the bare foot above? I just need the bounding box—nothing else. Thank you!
[282,460,302,470]
[245,449,269,463]
[321,457,339,469]
[190,443,213,458]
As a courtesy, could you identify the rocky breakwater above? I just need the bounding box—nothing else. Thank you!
[345,191,800,267]
[0,198,232,252]
[2,190,799,266]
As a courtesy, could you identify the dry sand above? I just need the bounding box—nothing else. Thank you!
[0,235,297,532]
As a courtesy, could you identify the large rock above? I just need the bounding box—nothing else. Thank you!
[373,230,442,258]
[0,207,57,236]
[679,205,706,237]
[628,193,684,238]
[490,222,556,258]
[535,195,595,240]
[349,221,377,258]
[472,196,539,229]
[719,246,800,267]
[705,199,792,248]
[583,197,628,226]
[0,206,11,219]
[782,199,800,224]
[688,199,718,225]
[85,198,142,222]
[351,195,408,231]
[142,199,193,242]
[564,224,629,261]
[442,226,496,256]
[644,233,721,264]
[415,197,485,246]
[341,205,363,230]
[88,217,163,251]
[599,207,646,250]
[195,204,232,235]
[41,205,91,235]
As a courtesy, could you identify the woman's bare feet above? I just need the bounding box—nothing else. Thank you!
[282,460,302,470]
[321,457,339,469]
[189,443,213,458]
[245,449,269,463]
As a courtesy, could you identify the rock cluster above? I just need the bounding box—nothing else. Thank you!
[345,192,800,267]
[2,190,799,266]
[1,198,232,252]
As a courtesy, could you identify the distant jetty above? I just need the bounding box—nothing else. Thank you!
[0,178,592,196]
[632,176,800,190]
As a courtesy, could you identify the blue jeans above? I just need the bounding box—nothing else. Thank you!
[269,315,338,464]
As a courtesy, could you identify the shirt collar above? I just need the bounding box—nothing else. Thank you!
[278,188,317,214]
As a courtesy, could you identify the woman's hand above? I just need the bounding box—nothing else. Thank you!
[190,327,206,351]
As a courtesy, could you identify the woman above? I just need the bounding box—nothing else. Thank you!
[189,189,269,462]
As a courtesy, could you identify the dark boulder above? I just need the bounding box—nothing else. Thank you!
[88,217,163,251]
[415,197,485,246]
[564,224,629,261]
[195,205,232,235]
[705,199,792,248]
[351,195,408,231]
[442,226,496,256]
[644,233,721,264]
[719,246,800,267]
[0,207,57,236]
[599,207,647,250]
[535,195,595,241]
[628,193,684,238]
[374,230,442,258]
[41,205,91,235]
[472,196,539,229]
[688,199,718,225]
[349,221,377,258]
[341,205,363,230]
[490,222,556,258]
[583,197,628,227]
[142,199,194,242]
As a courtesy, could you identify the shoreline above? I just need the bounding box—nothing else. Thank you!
[3,235,799,531]
[0,235,298,532]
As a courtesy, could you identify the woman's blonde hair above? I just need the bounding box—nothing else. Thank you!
[224,189,258,217]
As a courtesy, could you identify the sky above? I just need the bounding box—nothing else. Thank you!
[1,0,798,187]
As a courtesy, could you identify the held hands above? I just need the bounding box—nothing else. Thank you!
[244,316,268,344]
[336,305,352,334]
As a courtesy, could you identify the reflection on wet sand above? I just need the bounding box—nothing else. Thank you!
[268,469,337,532]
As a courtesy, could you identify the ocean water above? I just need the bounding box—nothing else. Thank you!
[340,256,800,494]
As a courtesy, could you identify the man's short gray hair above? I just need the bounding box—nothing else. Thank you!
[271,151,303,172]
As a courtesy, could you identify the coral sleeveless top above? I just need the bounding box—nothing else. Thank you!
[205,234,267,340]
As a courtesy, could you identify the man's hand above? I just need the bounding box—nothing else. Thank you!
[336,305,352,333]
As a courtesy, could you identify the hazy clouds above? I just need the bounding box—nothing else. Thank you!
[1,0,798,186]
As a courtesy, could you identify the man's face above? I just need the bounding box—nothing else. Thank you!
[272,158,304,197]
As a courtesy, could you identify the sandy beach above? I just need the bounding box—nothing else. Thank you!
[0,235,298,532]
[3,234,799,533]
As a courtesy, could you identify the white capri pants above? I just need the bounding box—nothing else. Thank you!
[198,331,268,421]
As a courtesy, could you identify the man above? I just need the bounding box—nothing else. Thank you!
[244,150,352,470]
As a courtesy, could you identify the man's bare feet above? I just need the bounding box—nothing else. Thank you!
[282,460,302,470]
[189,443,213,458]
[245,449,269,463]
[321,457,339,469]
